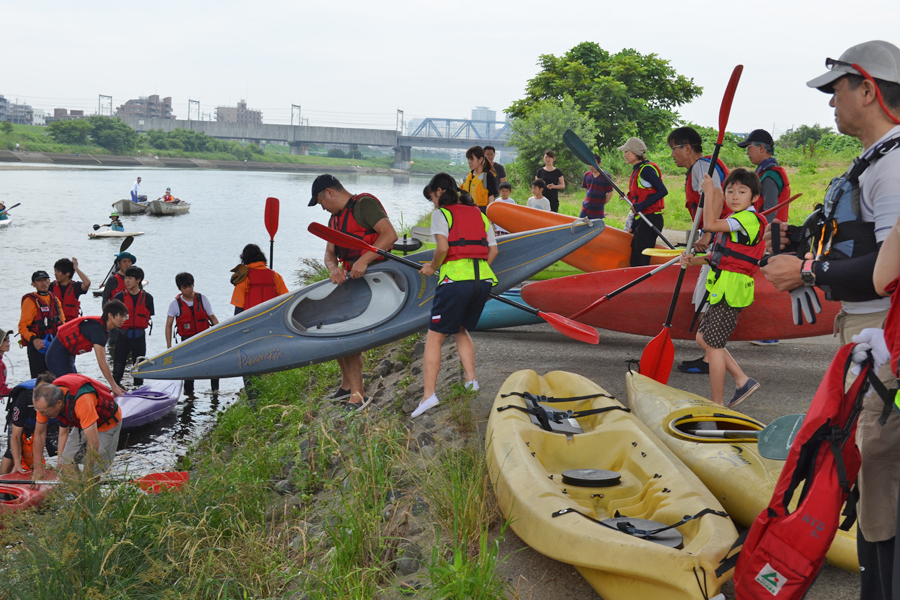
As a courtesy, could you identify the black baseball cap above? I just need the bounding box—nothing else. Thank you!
[737,129,775,148]
[309,174,340,207]
[31,270,50,282]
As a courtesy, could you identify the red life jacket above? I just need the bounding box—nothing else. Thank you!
[52,374,119,429]
[329,193,387,269]
[885,278,900,381]
[50,280,81,321]
[441,204,489,262]
[708,211,767,276]
[754,164,792,223]
[22,293,63,337]
[245,268,279,309]
[726,344,871,600]
[58,316,108,355]
[685,156,730,226]
[120,291,151,329]
[175,293,211,339]
[628,161,665,214]
[107,273,127,299]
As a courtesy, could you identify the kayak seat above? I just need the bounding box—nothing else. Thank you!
[289,271,407,334]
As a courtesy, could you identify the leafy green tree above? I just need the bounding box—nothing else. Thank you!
[507,95,598,190]
[778,124,832,149]
[87,116,137,154]
[47,119,93,145]
[508,43,702,151]
[0,121,12,135]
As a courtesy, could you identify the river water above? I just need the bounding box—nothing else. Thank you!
[0,165,431,475]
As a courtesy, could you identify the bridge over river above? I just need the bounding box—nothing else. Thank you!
[119,116,512,169]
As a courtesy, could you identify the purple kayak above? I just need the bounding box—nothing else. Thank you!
[118,381,183,430]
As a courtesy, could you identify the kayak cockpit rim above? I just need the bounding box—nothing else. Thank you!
[665,405,765,443]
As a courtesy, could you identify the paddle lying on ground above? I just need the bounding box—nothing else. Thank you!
[265,197,280,267]
[639,65,744,385]
[97,236,135,290]
[307,222,599,344]
[0,471,189,493]
[563,129,675,250]
[689,413,805,460]
[0,202,21,217]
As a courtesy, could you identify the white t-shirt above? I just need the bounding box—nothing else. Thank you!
[493,197,516,234]
[430,208,497,246]
[167,294,215,319]
[526,196,551,211]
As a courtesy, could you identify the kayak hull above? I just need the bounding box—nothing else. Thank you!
[119,380,183,430]
[133,219,606,380]
[487,370,737,600]
[486,202,667,272]
[147,200,190,215]
[0,218,11,228]
[0,471,57,520]
[521,264,841,341]
[626,371,858,572]
[474,289,543,330]
[89,230,144,238]
[112,199,148,214]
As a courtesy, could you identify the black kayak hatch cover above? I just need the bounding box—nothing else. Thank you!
[561,469,621,487]
[600,517,684,549]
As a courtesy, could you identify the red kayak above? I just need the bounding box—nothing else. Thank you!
[0,471,56,520]
[521,265,841,341]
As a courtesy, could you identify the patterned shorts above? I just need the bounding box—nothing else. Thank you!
[697,301,742,349]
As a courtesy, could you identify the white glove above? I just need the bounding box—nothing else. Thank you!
[624,212,634,234]
[850,328,890,375]
[790,286,822,326]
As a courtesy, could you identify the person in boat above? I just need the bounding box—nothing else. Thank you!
[101,212,125,232]
[411,173,498,418]
[130,177,142,202]
[0,201,8,221]
[1,372,58,475]
[310,174,399,411]
[49,257,91,322]
[44,300,128,397]
[158,187,181,203]
[165,272,219,396]
[113,267,154,389]
[31,375,123,479]
[620,137,668,267]
[18,270,66,378]
[679,168,763,408]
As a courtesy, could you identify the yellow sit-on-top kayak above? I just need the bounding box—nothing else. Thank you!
[626,371,858,573]
[486,370,738,600]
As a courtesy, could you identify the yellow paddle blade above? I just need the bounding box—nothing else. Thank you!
[641,248,708,257]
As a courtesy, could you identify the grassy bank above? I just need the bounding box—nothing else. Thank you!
[0,336,509,600]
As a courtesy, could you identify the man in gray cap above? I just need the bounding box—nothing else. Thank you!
[736,129,791,225]
[761,40,900,598]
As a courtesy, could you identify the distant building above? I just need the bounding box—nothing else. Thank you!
[116,95,175,120]
[54,108,68,119]
[0,95,8,122]
[216,100,262,125]
[7,101,34,125]
[32,109,46,126]
[471,106,496,138]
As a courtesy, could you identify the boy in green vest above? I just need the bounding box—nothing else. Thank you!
[680,168,766,407]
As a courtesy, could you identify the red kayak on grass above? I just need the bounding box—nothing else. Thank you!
[0,471,57,521]
[520,264,840,341]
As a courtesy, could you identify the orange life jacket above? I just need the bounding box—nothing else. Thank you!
[442,204,489,262]
[628,161,665,214]
[20,431,43,471]
[174,293,211,339]
[329,193,386,270]
[22,293,63,337]
[52,374,119,429]
[50,280,81,321]
[58,316,107,355]
[245,268,278,309]
[685,156,730,226]
[754,164,792,223]
[120,291,151,330]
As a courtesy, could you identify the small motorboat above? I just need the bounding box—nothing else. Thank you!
[147,200,190,216]
[112,199,149,215]
[119,380,183,430]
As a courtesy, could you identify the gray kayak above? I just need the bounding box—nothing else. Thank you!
[112,199,148,214]
[133,218,604,380]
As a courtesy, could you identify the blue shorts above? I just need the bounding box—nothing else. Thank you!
[429,280,493,335]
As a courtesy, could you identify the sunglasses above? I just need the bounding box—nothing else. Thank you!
[825,58,900,125]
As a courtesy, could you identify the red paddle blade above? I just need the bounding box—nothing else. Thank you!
[265,197,280,239]
[539,311,599,344]
[135,471,189,494]
[308,222,376,253]
[716,66,744,145]
[639,328,674,384]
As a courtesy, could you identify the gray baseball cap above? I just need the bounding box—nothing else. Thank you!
[617,137,648,155]
[807,40,900,93]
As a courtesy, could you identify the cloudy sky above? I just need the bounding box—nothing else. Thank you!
[3,0,898,141]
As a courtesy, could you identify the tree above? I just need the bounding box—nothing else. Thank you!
[0,121,12,135]
[507,43,702,151]
[777,124,833,149]
[507,95,598,190]
[87,116,137,154]
[47,119,93,145]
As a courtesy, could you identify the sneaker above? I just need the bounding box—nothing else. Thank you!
[342,395,372,412]
[465,380,479,392]
[677,359,709,375]
[750,340,780,346]
[411,395,440,418]
[680,355,706,367]
[330,386,351,401]
[728,378,760,409]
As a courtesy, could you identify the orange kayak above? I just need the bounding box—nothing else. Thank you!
[486,203,666,272]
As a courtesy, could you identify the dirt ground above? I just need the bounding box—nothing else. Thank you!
[466,324,861,600]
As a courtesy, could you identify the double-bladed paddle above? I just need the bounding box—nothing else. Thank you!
[563,129,675,250]
[639,65,744,384]
[0,471,189,493]
[265,197,280,267]
[0,202,21,216]
[689,413,805,461]
[98,236,136,291]
[307,222,599,344]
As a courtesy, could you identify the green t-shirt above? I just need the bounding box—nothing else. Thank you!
[706,210,762,308]
[351,195,388,230]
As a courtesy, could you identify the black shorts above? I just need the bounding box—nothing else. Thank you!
[429,280,493,335]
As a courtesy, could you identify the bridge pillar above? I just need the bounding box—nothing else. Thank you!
[290,142,309,156]
[393,146,411,170]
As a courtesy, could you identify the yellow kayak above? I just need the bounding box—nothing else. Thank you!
[626,371,858,573]
[486,370,738,600]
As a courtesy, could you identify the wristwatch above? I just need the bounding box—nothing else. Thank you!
[801,259,816,287]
